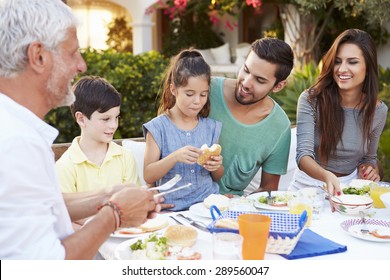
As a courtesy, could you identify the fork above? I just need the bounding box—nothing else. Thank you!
[316,185,343,203]
[359,211,370,234]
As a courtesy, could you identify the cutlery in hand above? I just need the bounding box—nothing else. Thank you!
[176,213,208,232]
[153,183,192,198]
[148,174,182,191]
[316,185,343,203]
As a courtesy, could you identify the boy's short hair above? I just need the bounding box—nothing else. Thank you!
[71,76,121,119]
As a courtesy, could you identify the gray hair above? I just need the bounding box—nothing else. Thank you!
[0,0,78,77]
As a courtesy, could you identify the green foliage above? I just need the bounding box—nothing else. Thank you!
[290,0,390,28]
[45,49,169,143]
[273,61,321,124]
[378,66,390,181]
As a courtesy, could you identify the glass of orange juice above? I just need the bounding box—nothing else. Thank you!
[370,183,390,208]
[288,197,313,226]
[238,214,271,260]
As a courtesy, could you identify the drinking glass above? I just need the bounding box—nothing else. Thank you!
[288,196,313,226]
[212,232,243,260]
[370,184,390,208]
[238,214,271,260]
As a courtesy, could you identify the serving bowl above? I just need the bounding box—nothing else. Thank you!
[380,192,390,213]
[330,194,373,216]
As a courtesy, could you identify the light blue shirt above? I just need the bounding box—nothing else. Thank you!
[143,114,222,211]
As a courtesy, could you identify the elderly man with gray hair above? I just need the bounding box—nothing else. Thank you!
[0,0,160,259]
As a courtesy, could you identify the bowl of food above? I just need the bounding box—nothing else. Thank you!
[342,179,373,195]
[380,192,390,213]
[330,194,373,216]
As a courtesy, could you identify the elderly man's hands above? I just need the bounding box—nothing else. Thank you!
[110,187,161,228]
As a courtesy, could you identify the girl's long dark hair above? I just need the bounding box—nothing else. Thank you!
[157,48,211,117]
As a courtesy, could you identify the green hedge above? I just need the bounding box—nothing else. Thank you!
[45,49,169,143]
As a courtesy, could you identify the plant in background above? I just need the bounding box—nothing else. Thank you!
[106,16,133,52]
[273,61,321,124]
[147,0,263,57]
[378,66,390,181]
[148,1,389,65]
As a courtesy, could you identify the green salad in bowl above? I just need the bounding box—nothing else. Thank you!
[342,179,373,195]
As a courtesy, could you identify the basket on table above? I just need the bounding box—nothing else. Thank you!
[207,205,307,255]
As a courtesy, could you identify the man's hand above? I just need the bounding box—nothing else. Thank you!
[110,187,159,227]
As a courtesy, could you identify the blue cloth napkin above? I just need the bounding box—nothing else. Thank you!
[280,229,347,260]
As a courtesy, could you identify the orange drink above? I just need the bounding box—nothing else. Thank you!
[288,197,312,226]
[238,214,271,260]
[370,184,390,208]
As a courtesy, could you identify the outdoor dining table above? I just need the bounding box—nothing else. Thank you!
[98,201,390,260]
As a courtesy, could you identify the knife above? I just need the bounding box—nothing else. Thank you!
[148,174,182,191]
[176,213,209,232]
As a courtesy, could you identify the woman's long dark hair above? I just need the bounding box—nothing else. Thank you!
[308,29,378,163]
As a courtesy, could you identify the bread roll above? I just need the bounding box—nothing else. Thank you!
[215,218,239,230]
[139,216,169,232]
[203,194,230,211]
[197,144,222,165]
[163,225,198,247]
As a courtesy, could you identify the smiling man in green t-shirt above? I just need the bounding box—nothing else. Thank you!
[209,38,294,196]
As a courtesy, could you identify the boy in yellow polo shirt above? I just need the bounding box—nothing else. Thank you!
[55,76,141,197]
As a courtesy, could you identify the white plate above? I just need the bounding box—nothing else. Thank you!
[247,191,296,211]
[340,219,390,243]
[189,202,213,219]
[113,233,212,260]
[110,215,169,239]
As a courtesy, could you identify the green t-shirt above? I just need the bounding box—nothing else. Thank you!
[209,77,291,195]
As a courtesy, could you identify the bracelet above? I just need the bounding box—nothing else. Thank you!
[97,201,123,230]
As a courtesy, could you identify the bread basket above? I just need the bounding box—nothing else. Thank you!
[207,205,307,255]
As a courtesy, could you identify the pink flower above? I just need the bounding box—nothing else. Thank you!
[246,0,262,9]
[174,0,187,9]
[208,10,219,25]
[225,20,234,31]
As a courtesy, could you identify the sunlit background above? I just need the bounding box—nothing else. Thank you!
[68,0,131,50]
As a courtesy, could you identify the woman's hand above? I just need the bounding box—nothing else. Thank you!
[359,164,380,182]
[323,171,342,212]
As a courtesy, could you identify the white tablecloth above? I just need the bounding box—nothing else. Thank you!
[99,203,390,260]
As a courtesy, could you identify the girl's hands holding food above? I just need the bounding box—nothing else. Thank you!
[202,155,223,172]
[173,145,201,165]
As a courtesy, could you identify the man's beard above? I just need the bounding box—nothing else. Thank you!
[234,83,269,105]
[46,55,75,109]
